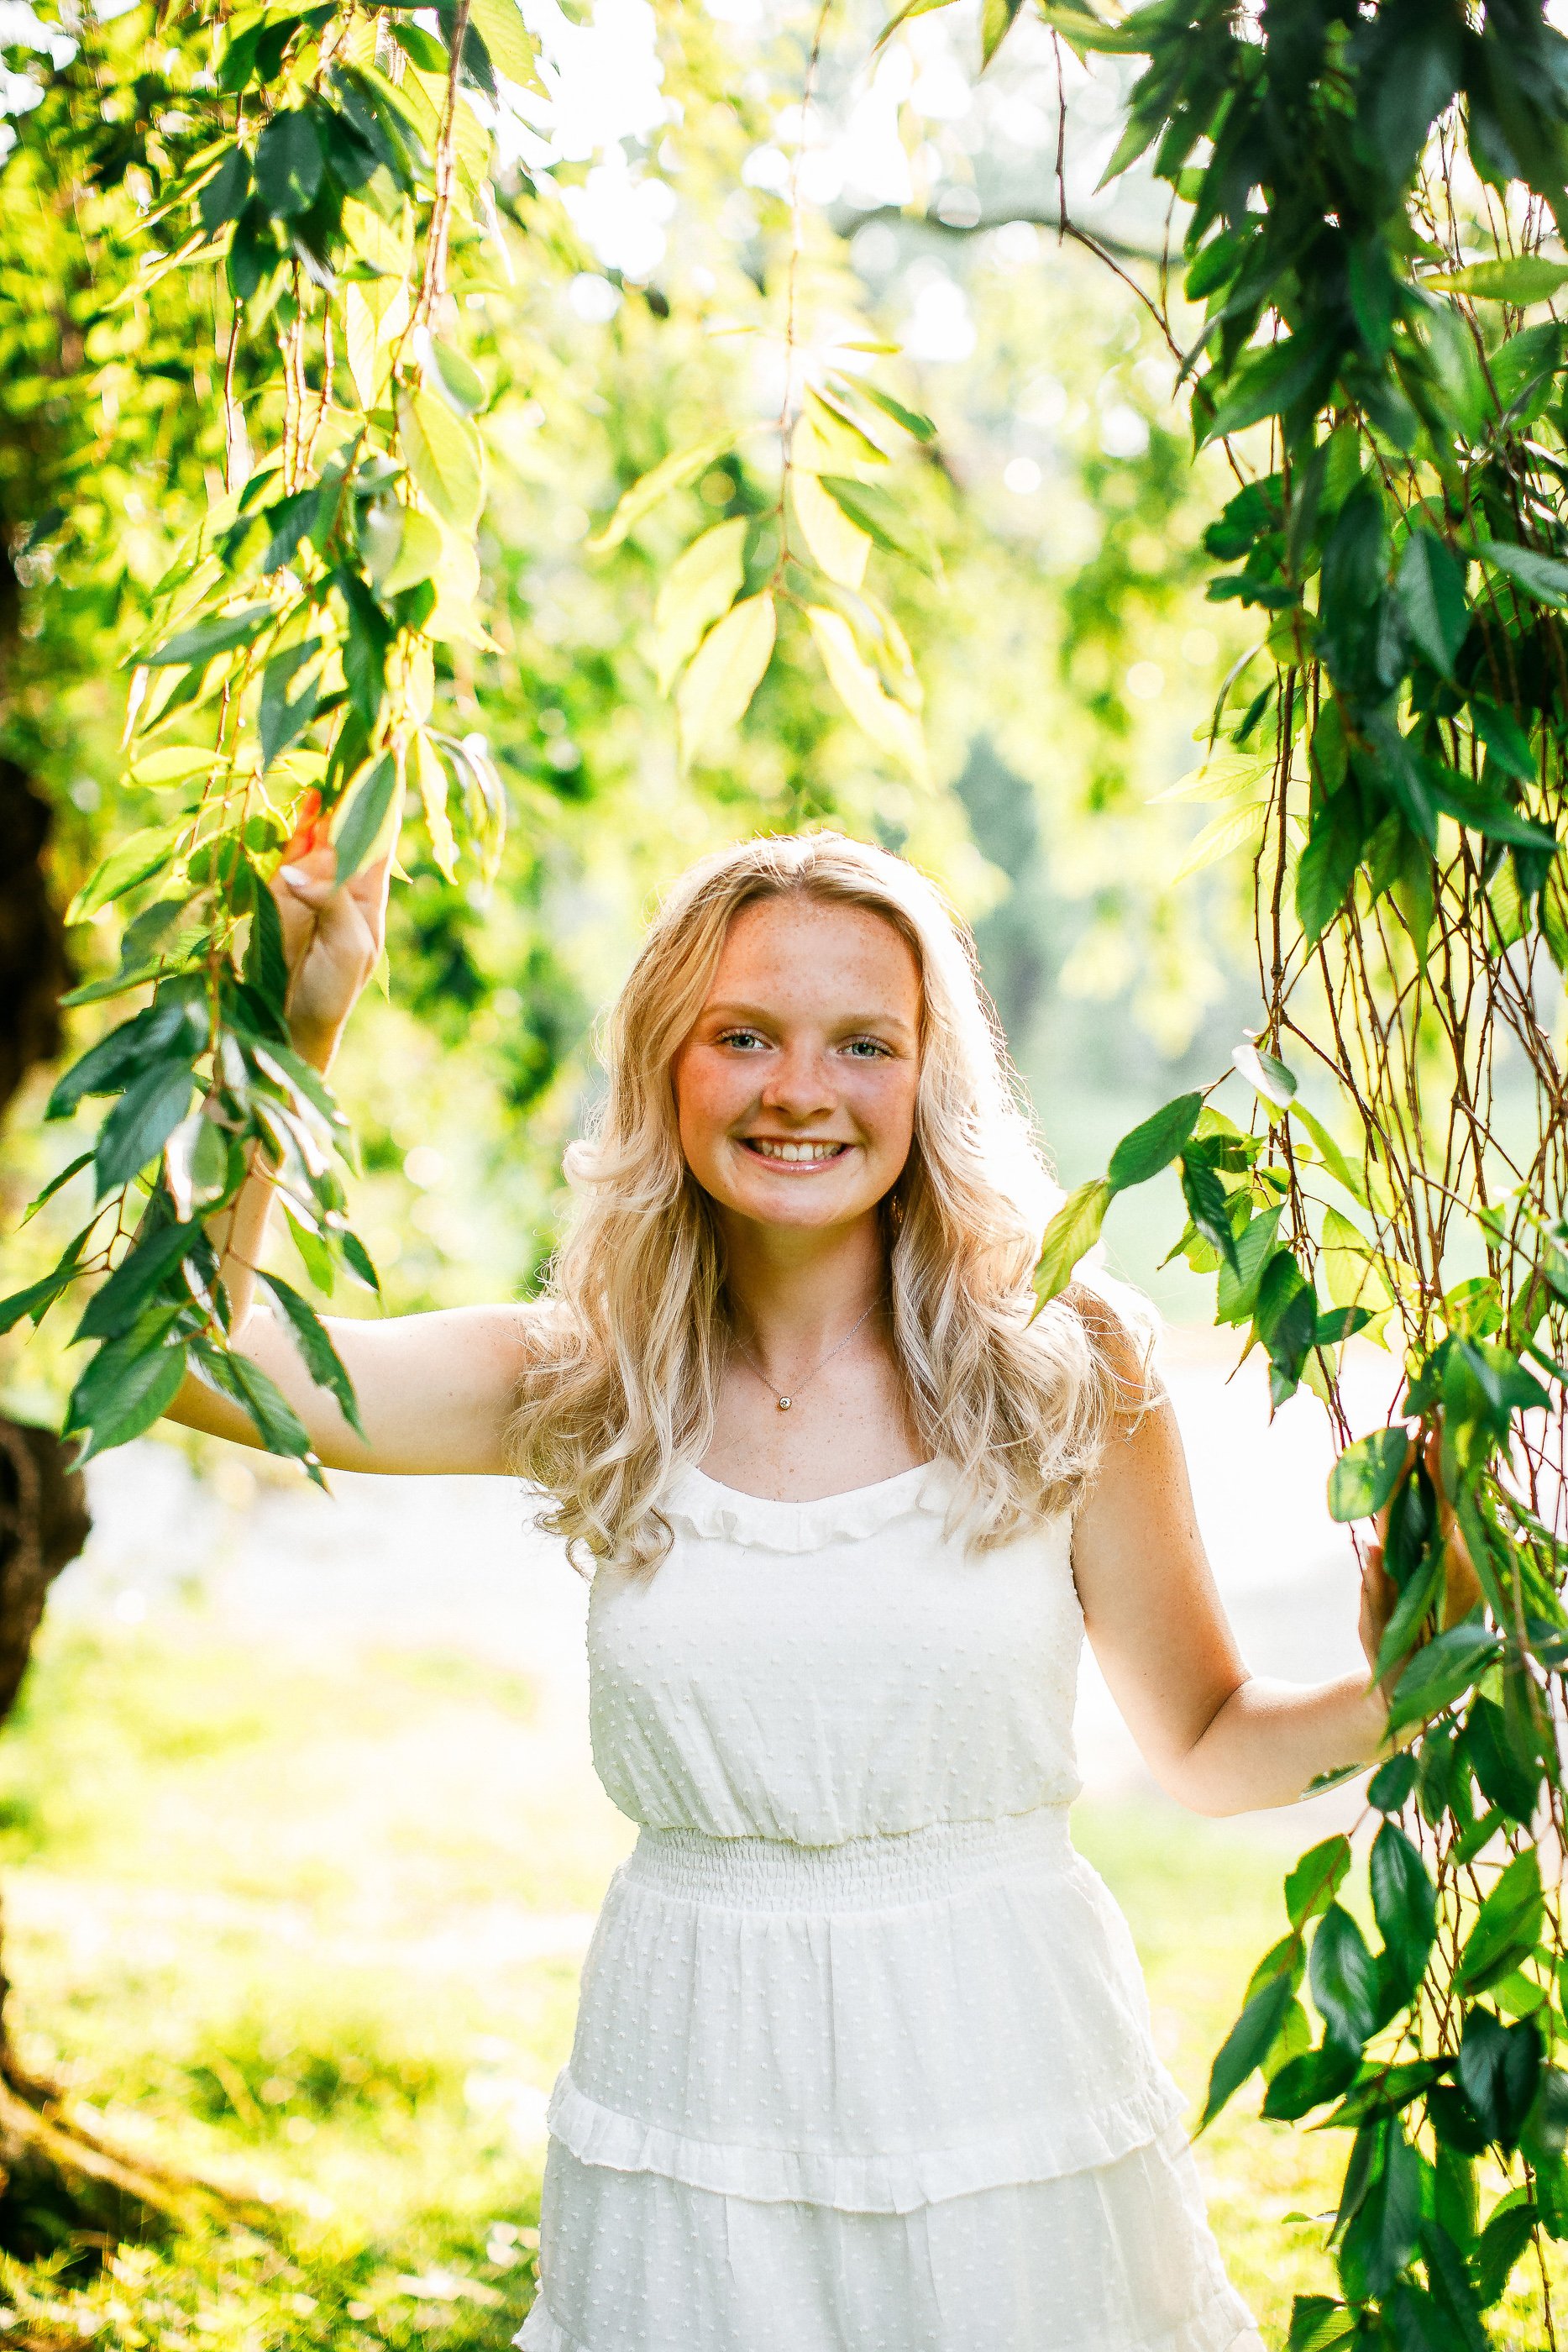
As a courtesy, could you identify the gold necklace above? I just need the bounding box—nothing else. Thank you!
[730,1297,883,1413]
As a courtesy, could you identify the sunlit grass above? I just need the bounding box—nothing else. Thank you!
[0,1615,1553,2347]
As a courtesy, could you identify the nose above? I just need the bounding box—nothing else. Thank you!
[758,1041,836,1121]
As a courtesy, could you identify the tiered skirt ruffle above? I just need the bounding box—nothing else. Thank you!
[514,1809,1261,2352]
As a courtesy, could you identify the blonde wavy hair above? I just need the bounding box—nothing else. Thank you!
[504,831,1137,1568]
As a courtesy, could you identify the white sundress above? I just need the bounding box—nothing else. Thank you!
[515,1457,1261,2352]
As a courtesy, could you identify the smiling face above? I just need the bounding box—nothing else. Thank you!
[670,892,922,1237]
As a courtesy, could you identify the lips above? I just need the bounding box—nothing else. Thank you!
[741,1138,850,1164]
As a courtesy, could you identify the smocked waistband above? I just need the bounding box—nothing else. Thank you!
[623,1806,1074,1912]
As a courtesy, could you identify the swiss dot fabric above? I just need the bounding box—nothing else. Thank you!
[516,1459,1261,2352]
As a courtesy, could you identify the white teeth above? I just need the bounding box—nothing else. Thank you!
[748,1140,844,1162]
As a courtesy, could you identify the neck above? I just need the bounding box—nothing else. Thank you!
[721,1211,889,1371]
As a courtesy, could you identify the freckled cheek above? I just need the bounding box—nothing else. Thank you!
[846,1071,918,1164]
[673,1054,753,1164]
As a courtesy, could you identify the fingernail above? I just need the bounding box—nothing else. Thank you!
[278,864,309,890]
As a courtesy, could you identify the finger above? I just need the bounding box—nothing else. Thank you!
[275,863,336,907]
[277,789,326,864]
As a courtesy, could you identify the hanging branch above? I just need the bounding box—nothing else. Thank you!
[962,0,1568,2336]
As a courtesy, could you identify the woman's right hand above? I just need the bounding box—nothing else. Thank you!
[270,789,393,1068]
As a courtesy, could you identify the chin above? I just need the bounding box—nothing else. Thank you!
[726,1179,873,1229]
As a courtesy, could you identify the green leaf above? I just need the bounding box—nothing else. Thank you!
[260,489,317,576]
[199,144,252,235]
[1106,1091,1203,1192]
[165,1108,233,1223]
[1234,1039,1297,1106]
[64,1305,188,1456]
[1423,759,1557,853]
[1472,2190,1538,2305]
[980,0,1025,66]
[1262,2039,1360,2121]
[1341,2115,1425,2297]
[588,433,734,554]
[141,605,272,669]
[467,0,542,87]
[1479,537,1568,608]
[286,1207,336,1296]
[676,594,777,764]
[1309,1903,1380,2051]
[96,1060,196,1196]
[1032,1179,1111,1308]
[1292,1102,1368,1205]
[432,342,486,415]
[818,475,934,570]
[835,380,936,443]
[66,826,182,923]
[1470,698,1534,783]
[1215,1205,1282,1326]
[1034,3,1151,55]
[1396,528,1469,676]
[1285,2296,1357,2352]
[1387,1622,1499,1735]
[260,639,321,769]
[258,1270,365,1439]
[0,1262,83,1337]
[1419,2216,1488,2346]
[47,989,204,1122]
[244,870,291,1016]
[1368,1752,1418,1814]
[74,1217,199,1343]
[1200,1970,1296,2128]
[191,1335,325,1485]
[1465,1693,1539,1824]
[1177,1152,1239,1273]
[1456,1852,1545,1996]
[332,752,401,885]
[339,1228,380,1294]
[18,1148,94,1227]
[1329,1427,1409,1523]
[1460,2008,1544,2159]
[1428,255,1568,302]
[873,0,958,50]
[336,569,389,725]
[1370,1823,1436,1998]
[1295,789,1368,942]
[399,388,484,533]
[254,108,325,218]
[1202,336,1330,444]
[654,518,747,696]
[1286,1835,1352,1928]
[1254,1250,1319,1405]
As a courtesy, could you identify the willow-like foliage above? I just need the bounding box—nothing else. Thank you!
[993,1,1568,2339]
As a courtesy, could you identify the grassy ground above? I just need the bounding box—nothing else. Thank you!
[0,1609,1554,2349]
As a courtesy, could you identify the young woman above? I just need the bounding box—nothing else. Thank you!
[165,825,1396,2352]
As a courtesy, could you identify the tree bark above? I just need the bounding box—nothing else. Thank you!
[0,760,255,2260]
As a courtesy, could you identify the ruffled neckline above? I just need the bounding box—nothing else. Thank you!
[663,1458,957,1554]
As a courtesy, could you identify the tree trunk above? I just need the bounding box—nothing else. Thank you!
[0,759,253,2263]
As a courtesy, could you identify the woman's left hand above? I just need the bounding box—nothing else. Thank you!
[1357,1423,1484,1699]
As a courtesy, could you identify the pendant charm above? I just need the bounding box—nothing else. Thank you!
[777,1395,793,1412]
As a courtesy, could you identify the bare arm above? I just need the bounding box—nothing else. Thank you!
[1071,1364,1390,1817]
[161,801,537,1476]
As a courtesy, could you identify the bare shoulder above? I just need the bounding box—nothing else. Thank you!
[1054,1279,1162,1414]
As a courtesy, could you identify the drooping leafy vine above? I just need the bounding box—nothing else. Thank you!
[0,0,944,1474]
[985,0,1568,2339]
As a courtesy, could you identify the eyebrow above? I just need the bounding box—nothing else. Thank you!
[703,1000,916,1042]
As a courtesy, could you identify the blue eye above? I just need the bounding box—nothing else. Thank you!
[720,1030,768,1051]
[843,1038,890,1059]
